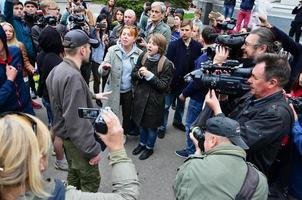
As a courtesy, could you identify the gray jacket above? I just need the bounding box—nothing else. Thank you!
[144,20,171,44]
[18,149,140,200]
[46,58,101,159]
[99,44,142,115]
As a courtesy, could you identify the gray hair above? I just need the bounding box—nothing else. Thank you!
[250,27,277,53]
[151,1,166,14]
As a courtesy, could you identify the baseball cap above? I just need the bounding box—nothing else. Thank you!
[63,29,98,48]
[205,117,249,150]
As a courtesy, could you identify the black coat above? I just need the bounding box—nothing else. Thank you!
[132,53,174,128]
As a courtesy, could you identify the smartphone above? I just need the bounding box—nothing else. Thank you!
[78,107,100,119]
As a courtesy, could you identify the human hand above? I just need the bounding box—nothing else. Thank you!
[97,109,124,152]
[179,93,186,101]
[259,15,272,29]
[6,65,17,81]
[189,131,202,155]
[205,89,222,115]
[101,62,111,70]
[213,45,229,65]
[95,91,112,101]
[89,153,101,165]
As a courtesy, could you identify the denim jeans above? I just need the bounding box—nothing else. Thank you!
[224,4,235,19]
[185,99,203,154]
[139,127,158,149]
[42,98,53,126]
[158,93,185,132]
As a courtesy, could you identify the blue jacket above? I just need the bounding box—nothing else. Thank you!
[289,120,302,199]
[240,0,255,11]
[182,52,208,102]
[167,38,202,94]
[0,46,34,114]
[4,0,36,59]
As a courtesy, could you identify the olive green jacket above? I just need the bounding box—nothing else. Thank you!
[173,144,268,200]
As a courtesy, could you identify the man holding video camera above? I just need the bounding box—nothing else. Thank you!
[46,29,111,192]
[205,53,294,177]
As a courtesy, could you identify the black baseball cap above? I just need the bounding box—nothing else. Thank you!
[63,29,98,48]
[205,117,249,150]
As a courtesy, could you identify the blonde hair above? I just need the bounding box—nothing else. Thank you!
[0,114,52,199]
[0,22,21,47]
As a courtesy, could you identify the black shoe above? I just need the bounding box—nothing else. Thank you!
[173,123,186,132]
[132,144,146,155]
[157,129,165,139]
[139,149,153,160]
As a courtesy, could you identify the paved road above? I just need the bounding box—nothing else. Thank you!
[40,2,298,199]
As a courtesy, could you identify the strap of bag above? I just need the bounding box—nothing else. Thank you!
[141,53,166,74]
[235,162,260,200]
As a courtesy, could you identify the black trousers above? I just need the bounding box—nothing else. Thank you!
[91,61,101,93]
[120,91,133,135]
[289,20,302,43]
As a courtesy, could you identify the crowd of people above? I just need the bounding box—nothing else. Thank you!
[0,0,302,199]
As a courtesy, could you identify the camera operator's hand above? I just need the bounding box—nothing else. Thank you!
[189,132,202,156]
[205,89,222,115]
[95,91,112,101]
[6,65,18,82]
[179,93,186,101]
[98,110,124,152]
[213,45,229,65]
[259,15,272,29]
[89,153,101,165]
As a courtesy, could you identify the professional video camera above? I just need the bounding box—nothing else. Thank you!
[216,18,237,31]
[288,97,302,114]
[35,11,57,27]
[184,60,252,95]
[69,14,86,30]
[207,32,248,60]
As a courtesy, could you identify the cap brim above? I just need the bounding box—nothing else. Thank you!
[89,38,99,45]
[230,136,249,150]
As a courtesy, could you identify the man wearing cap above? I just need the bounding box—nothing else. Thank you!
[46,29,110,192]
[173,116,268,200]
[23,0,38,28]
[204,53,294,177]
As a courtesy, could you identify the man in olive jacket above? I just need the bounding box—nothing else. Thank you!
[173,116,268,200]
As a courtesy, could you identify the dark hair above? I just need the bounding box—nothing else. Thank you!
[202,26,216,44]
[255,53,291,88]
[180,19,193,29]
[38,26,64,54]
[250,28,277,53]
[13,1,23,7]
[96,14,110,38]
[112,7,125,22]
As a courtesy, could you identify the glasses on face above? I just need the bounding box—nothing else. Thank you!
[244,40,260,47]
[0,111,37,134]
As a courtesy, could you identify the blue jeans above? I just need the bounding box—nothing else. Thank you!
[224,4,235,19]
[158,93,185,132]
[139,127,158,149]
[185,99,203,154]
[42,98,53,126]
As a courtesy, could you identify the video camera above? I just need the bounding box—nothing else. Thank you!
[207,32,248,60]
[69,14,86,30]
[184,60,252,95]
[35,10,57,27]
[216,18,237,31]
[288,97,302,114]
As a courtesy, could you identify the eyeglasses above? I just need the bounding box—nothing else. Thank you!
[0,111,37,134]
[0,111,37,172]
[244,40,260,47]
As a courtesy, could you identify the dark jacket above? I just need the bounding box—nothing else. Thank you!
[240,0,255,11]
[224,0,236,6]
[271,26,302,87]
[167,39,202,95]
[36,26,63,101]
[4,0,36,59]
[0,46,34,114]
[292,5,302,23]
[132,53,174,128]
[226,91,294,175]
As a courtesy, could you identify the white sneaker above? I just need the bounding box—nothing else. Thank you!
[54,161,68,171]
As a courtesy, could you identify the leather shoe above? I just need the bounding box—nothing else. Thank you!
[132,144,146,155]
[173,123,186,132]
[157,129,165,139]
[139,149,153,160]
